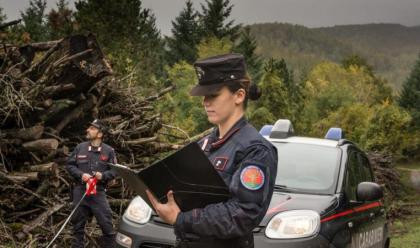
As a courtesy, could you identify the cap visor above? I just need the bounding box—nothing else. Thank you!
[89,123,101,129]
[189,83,224,96]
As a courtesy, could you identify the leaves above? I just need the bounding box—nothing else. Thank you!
[399,53,420,128]
[165,0,201,65]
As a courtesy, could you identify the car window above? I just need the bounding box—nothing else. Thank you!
[344,151,361,200]
[358,153,374,182]
[273,142,341,194]
[344,150,373,201]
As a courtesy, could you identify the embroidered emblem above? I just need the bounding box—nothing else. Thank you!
[100,154,108,161]
[196,66,205,80]
[213,157,228,171]
[240,165,265,190]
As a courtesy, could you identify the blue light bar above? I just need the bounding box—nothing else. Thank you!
[325,128,344,141]
[259,125,273,136]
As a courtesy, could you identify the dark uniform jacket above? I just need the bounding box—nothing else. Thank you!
[174,117,278,247]
[66,142,117,190]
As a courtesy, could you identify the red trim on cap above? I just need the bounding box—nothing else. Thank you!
[320,202,382,223]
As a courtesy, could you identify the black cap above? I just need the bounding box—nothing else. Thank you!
[190,53,247,96]
[89,119,108,133]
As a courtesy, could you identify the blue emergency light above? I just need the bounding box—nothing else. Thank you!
[325,128,344,141]
[259,125,273,136]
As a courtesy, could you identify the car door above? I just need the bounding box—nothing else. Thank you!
[343,148,368,248]
[345,149,385,248]
[356,153,387,248]
[325,147,362,248]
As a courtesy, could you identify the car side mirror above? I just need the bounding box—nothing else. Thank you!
[356,182,383,202]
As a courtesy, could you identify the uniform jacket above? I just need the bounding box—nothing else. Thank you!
[174,117,278,242]
[66,141,117,190]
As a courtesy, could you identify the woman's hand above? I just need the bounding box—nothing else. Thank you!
[146,190,181,225]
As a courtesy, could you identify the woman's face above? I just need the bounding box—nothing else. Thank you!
[202,86,245,125]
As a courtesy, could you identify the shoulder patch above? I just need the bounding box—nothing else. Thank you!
[240,165,265,190]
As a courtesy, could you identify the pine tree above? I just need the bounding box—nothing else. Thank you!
[75,0,164,82]
[255,58,304,126]
[47,0,75,39]
[75,0,160,50]
[257,63,291,120]
[264,58,294,91]
[233,26,262,81]
[20,0,49,42]
[200,0,240,41]
[399,53,420,128]
[166,0,201,65]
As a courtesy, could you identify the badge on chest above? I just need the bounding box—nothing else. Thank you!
[213,156,228,171]
[100,154,108,161]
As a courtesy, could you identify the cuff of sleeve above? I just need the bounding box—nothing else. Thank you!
[79,172,84,182]
[174,211,194,239]
[101,171,110,181]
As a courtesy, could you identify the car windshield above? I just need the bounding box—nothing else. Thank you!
[273,142,341,194]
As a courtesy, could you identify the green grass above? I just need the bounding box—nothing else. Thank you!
[390,215,420,248]
[390,161,420,248]
[397,160,420,170]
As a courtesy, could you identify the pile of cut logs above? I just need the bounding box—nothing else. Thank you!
[0,33,179,247]
[367,152,408,220]
[368,151,402,199]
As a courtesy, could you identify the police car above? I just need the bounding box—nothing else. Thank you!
[115,119,390,248]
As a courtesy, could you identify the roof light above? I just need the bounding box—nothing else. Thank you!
[269,119,294,139]
[325,128,344,141]
[259,125,273,136]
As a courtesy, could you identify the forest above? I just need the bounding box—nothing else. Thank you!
[0,0,419,247]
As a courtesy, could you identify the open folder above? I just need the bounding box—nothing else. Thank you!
[110,142,230,212]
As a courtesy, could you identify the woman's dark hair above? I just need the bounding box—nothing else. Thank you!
[225,76,261,109]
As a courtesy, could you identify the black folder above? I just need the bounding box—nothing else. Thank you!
[110,142,230,211]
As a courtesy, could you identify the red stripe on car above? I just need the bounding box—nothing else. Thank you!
[321,202,382,223]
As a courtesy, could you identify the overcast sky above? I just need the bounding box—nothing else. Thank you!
[2,0,420,35]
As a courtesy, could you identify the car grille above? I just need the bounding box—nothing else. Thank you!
[139,242,174,248]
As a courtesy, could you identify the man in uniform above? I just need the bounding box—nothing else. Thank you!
[66,119,117,248]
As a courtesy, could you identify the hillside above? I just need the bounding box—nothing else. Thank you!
[249,23,420,90]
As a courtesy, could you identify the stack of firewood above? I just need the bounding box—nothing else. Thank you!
[0,33,180,247]
[367,151,402,199]
[367,152,410,220]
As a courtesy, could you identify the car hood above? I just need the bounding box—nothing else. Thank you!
[259,191,339,226]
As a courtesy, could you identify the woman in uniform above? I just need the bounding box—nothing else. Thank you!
[147,53,278,248]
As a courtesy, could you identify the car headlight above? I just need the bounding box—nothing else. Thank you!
[265,210,320,239]
[124,196,152,224]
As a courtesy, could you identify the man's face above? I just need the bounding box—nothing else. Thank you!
[86,125,102,140]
